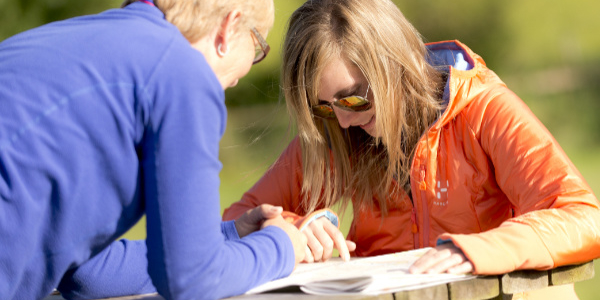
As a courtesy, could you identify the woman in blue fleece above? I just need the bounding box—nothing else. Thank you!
[0,0,307,299]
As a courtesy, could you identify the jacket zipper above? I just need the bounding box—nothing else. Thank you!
[419,166,430,248]
[410,206,419,248]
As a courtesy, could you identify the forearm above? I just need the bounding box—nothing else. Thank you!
[145,217,295,300]
[439,222,552,274]
[440,202,600,274]
[511,202,600,266]
[57,239,156,300]
[56,221,267,300]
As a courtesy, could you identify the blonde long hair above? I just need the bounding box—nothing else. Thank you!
[121,0,274,43]
[282,0,443,214]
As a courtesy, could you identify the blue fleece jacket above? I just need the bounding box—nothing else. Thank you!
[0,2,294,300]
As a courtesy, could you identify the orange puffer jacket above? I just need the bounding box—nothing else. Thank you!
[223,40,600,299]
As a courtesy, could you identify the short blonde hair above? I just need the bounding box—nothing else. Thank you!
[282,0,443,214]
[122,0,274,42]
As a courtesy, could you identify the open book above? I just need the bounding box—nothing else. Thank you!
[247,248,475,295]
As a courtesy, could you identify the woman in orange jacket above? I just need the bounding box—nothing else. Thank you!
[223,0,600,298]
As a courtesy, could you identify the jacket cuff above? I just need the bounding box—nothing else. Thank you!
[281,209,339,231]
[221,220,240,241]
[438,222,554,275]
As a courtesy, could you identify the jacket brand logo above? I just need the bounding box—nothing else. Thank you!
[434,180,449,206]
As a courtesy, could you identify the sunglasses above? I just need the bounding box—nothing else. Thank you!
[250,27,270,64]
[311,84,372,119]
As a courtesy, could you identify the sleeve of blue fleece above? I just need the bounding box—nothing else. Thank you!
[56,222,254,300]
[140,43,295,300]
[221,220,241,240]
[57,222,272,300]
[57,239,156,299]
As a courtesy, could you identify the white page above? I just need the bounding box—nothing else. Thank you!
[246,248,475,295]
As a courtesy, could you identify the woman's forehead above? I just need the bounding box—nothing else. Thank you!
[317,57,365,100]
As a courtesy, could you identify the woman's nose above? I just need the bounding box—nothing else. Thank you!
[333,106,358,129]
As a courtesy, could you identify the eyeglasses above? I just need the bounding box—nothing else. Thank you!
[250,27,270,64]
[311,84,372,119]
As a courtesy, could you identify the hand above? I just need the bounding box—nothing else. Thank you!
[263,215,308,265]
[409,243,474,275]
[235,204,283,238]
[302,217,356,263]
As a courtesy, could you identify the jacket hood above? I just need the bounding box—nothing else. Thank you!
[426,40,506,129]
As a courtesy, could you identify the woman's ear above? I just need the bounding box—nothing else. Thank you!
[215,10,243,57]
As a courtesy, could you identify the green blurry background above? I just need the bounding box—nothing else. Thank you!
[2,0,598,298]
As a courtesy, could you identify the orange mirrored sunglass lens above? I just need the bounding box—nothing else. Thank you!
[311,105,336,119]
[311,90,372,119]
[334,96,372,112]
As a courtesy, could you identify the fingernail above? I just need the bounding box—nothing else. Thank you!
[271,206,282,212]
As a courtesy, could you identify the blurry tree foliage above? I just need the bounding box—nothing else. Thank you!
[226,0,600,107]
[1,0,598,108]
[0,0,122,40]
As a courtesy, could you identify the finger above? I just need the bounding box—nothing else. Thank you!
[260,214,284,228]
[409,248,446,274]
[322,221,349,261]
[311,223,335,262]
[447,261,474,274]
[257,204,283,220]
[304,227,324,262]
[303,245,314,263]
[298,232,308,263]
[346,240,356,252]
[425,252,466,274]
